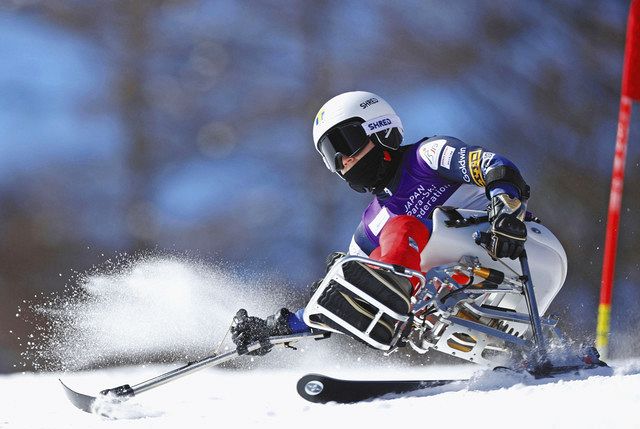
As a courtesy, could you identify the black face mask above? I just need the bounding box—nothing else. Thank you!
[341,145,386,193]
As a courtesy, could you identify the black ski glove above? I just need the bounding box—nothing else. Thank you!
[231,308,293,356]
[489,194,527,260]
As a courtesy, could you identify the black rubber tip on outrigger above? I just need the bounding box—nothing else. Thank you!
[100,383,134,397]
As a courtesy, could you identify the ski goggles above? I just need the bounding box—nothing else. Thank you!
[317,115,403,172]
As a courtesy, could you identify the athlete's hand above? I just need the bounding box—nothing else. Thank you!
[231,308,293,356]
[489,194,527,260]
[490,212,527,259]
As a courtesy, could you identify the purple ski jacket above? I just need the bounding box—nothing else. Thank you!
[348,135,522,256]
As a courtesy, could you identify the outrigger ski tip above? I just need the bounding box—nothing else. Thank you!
[59,379,136,415]
[59,379,100,413]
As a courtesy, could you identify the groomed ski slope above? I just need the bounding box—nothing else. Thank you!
[2,361,640,429]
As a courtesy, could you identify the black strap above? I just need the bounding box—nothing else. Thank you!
[439,206,489,228]
[484,166,531,200]
[439,206,464,225]
[397,314,414,347]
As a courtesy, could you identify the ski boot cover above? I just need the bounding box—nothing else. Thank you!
[303,216,428,350]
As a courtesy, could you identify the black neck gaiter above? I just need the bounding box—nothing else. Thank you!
[341,145,386,193]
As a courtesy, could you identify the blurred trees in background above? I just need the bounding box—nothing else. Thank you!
[0,0,638,371]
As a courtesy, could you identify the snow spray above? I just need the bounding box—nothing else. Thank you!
[17,254,286,371]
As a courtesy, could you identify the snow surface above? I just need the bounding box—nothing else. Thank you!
[7,256,640,429]
[2,361,640,429]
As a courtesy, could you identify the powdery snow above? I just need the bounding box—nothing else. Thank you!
[1,360,639,429]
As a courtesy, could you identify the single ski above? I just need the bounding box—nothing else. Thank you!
[296,360,611,404]
[296,373,464,404]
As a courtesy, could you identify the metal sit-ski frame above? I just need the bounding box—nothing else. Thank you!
[303,255,425,351]
[304,251,581,372]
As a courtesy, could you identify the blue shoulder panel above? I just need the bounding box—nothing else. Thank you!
[415,136,522,199]
[353,220,377,255]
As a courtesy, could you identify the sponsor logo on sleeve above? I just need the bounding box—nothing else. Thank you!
[468,149,486,186]
[481,151,495,170]
[440,146,455,169]
[419,139,447,170]
[458,146,470,182]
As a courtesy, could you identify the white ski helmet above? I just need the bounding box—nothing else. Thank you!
[313,91,404,173]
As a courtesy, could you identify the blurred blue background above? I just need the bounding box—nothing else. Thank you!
[1,0,639,371]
